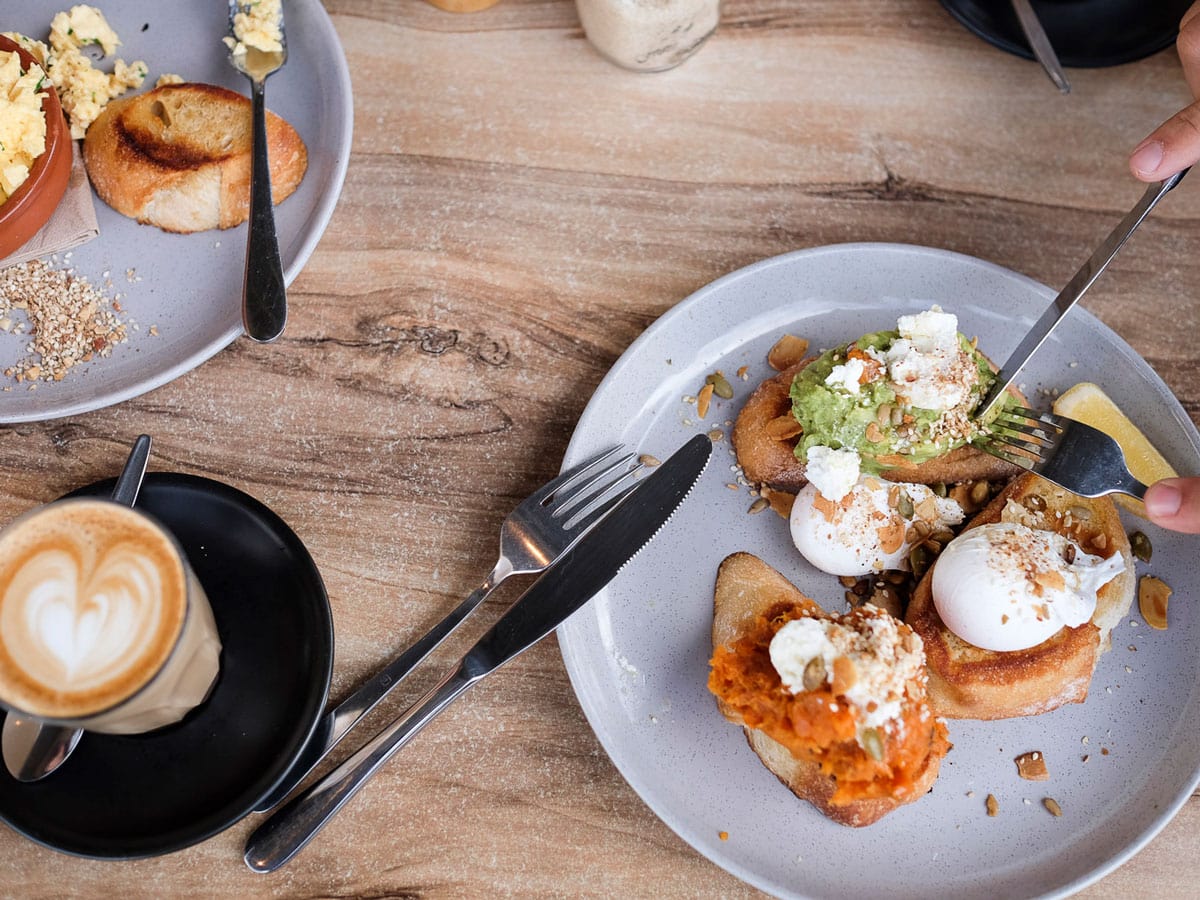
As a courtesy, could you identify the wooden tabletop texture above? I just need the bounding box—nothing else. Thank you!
[1,0,1199,897]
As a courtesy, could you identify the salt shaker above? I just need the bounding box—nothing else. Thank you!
[576,0,720,72]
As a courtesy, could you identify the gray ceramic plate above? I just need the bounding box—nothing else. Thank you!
[1,0,352,423]
[558,243,1200,900]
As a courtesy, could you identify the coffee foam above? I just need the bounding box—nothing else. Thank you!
[0,500,187,719]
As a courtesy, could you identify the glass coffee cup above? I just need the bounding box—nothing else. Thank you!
[0,498,221,735]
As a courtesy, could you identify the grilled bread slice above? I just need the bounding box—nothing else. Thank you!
[709,552,949,827]
[731,360,1020,492]
[83,82,307,233]
[905,473,1135,720]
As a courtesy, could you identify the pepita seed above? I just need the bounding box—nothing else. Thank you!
[802,657,827,692]
[932,482,948,498]
[706,372,734,399]
[909,545,931,579]
[861,728,885,762]
[897,492,914,519]
[1130,531,1152,563]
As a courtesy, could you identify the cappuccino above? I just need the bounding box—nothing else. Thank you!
[0,499,221,734]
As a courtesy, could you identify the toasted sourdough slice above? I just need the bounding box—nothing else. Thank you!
[83,83,307,233]
[905,473,1135,720]
[709,552,949,827]
[731,360,1021,492]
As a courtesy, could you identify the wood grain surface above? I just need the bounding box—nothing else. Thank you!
[1,0,1199,896]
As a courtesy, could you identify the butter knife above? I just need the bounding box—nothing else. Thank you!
[979,169,1189,421]
[243,433,712,873]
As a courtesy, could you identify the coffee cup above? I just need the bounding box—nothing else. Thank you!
[0,498,221,735]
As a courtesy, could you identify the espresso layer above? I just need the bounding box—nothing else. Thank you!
[0,499,187,719]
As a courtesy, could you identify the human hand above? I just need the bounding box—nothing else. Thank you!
[1143,477,1200,533]
[1130,2,1200,180]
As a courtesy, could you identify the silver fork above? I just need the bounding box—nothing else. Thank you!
[253,444,642,811]
[980,406,1147,499]
[227,0,289,342]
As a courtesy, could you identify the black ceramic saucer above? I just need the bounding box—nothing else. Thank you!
[939,0,1192,68]
[0,474,333,858]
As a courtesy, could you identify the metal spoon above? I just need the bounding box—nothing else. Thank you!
[227,0,289,343]
[1,434,153,782]
[1010,0,1070,94]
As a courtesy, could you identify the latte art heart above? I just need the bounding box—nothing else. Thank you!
[0,500,191,720]
[11,546,164,689]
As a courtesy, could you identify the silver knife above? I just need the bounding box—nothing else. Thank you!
[978,169,1189,421]
[1010,0,1070,94]
[243,433,712,873]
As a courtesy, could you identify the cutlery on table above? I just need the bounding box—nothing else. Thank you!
[227,0,289,343]
[253,443,644,812]
[1,435,153,783]
[1010,0,1070,93]
[978,168,1189,422]
[980,406,1147,498]
[243,433,712,872]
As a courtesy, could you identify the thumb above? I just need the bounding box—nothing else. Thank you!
[1129,99,1200,181]
[1144,478,1200,533]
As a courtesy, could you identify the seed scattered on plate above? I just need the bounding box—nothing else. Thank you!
[985,794,999,817]
[0,259,129,385]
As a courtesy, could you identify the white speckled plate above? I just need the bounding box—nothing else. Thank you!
[1,0,352,422]
[558,244,1200,899]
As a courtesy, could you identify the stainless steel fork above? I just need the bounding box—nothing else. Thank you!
[980,406,1147,499]
[254,444,642,811]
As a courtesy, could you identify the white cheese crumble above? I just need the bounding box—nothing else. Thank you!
[824,357,865,395]
[804,446,861,502]
[884,305,978,413]
[769,611,925,734]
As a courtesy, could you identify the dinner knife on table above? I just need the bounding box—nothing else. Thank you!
[978,169,1189,421]
[244,432,712,873]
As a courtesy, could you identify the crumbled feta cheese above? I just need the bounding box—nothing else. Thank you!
[884,306,977,412]
[769,613,924,732]
[824,357,865,395]
[896,306,958,354]
[805,446,861,502]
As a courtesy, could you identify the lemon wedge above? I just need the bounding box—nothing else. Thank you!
[1052,382,1177,516]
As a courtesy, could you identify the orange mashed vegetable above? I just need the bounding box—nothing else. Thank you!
[708,603,950,805]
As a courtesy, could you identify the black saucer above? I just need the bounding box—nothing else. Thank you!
[0,474,333,858]
[939,0,1191,68]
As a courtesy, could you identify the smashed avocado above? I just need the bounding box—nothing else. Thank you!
[789,330,997,474]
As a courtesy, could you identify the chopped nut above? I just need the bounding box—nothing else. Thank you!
[1014,751,1049,781]
[767,334,810,371]
[1138,576,1171,630]
[1043,798,1063,817]
[697,383,714,419]
[764,414,803,441]
[986,794,999,817]
[761,487,795,520]
[831,656,858,694]
[747,497,769,515]
[638,454,661,467]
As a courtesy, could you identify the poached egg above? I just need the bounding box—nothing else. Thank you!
[931,521,1126,652]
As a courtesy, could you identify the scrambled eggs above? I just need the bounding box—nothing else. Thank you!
[4,5,148,141]
[0,50,48,204]
[225,0,283,76]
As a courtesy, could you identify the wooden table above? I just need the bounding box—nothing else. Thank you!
[1,0,1198,895]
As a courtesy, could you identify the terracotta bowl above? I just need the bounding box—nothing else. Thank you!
[0,35,72,261]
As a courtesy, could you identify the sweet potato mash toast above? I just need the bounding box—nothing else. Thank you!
[708,552,950,826]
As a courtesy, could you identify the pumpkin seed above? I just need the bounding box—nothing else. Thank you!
[1130,531,1152,563]
[897,492,914,519]
[706,372,734,400]
[932,482,948,498]
[802,657,827,692]
[861,727,885,762]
